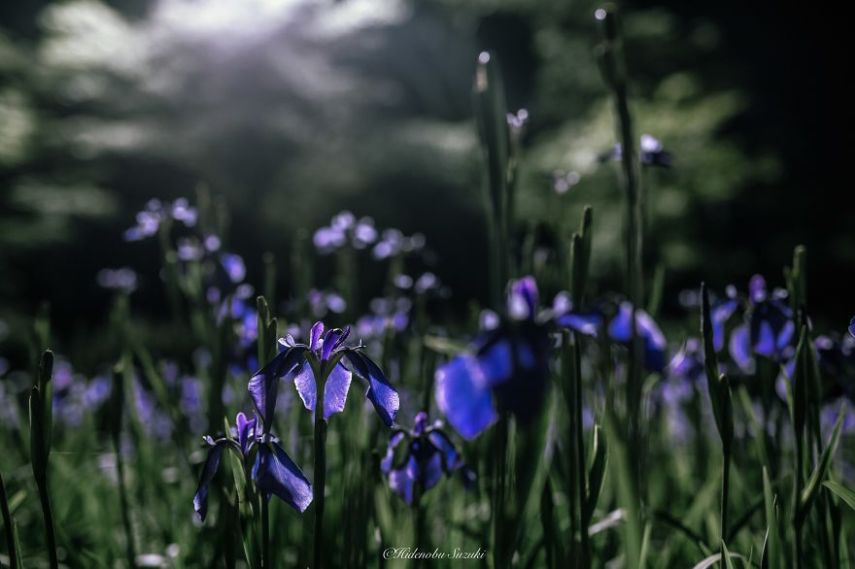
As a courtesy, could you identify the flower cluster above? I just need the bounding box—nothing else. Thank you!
[193,411,313,521]
[124,198,198,241]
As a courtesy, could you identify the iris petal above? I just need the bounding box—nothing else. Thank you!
[556,312,602,337]
[323,363,352,419]
[427,430,462,471]
[309,322,324,352]
[609,303,667,372]
[435,354,496,440]
[252,442,313,513]
[418,452,444,492]
[849,316,855,339]
[343,350,399,426]
[193,443,225,522]
[235,412,256,455]
[730,324,753,372]
[248,347,306,431]
[711,299,739,352]
[292,362,316,413]
[381,431,407,473]
[389,459,415,505]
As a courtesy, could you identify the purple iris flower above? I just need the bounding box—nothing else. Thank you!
[729,276,795,372]
[381,412,473,505]
[667,338,705,384]
[193,411,312,521]
[849,316,855,339]
[248,321,399,429]
[123,198,198,241]
[553,294,666,372]
[435,277,552,440]
[607,302,668,373]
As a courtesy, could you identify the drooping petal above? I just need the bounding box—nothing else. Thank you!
[252,442,313,513]
[323,363,352,419]
[388,459,416,505]
[636,310,667,372]
[415,450,444,492]
[343,350,399,426]
[248,347,306,431]
[483,325,551,424]
[292,362,316,413]
[608,303,667,372]
[556,311,602,337]
[435,354,496,440]
[381,431,407,474]
[427,430,463,472]
[711,299,739,352]
[193,443,226,521]
[729,324,753,372]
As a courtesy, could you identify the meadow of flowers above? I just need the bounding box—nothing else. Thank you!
[1,6,854,569]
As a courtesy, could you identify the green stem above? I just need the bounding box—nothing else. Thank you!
[312,362,328,569]
[574,339,590,568]
[492,414,509,568]
[598,5,644,495]
[413,486,427,569]
[720,449,730,547]
[1,470,20,569]
[36,475,58,569]
[115,443,137,567]
[261,497,270,568]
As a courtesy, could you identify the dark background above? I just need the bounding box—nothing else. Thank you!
[1,0,852,348]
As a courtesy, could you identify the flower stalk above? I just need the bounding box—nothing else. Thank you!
[29,349,59,569]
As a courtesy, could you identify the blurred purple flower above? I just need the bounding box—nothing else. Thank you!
[436,277,551,439]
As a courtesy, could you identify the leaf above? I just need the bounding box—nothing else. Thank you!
[639,522,652,569]
[584,423,608,527]
[588,509,625,537]
[473,50,510,231]
[796,408,845,526]
[823,480,855,512]
[652,510,711,556]
[422,335,468,356]
[700,284,733,449]
[571,206,593,304]
[761,467,781,569]
[690,551,747,569]
[604,416,642,569]
[721,541,736,569]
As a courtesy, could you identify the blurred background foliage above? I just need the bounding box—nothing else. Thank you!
[1,0,852,357]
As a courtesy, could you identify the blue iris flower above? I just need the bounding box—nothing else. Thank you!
[555,299,667,373]
[248,321,399,429]
[381,412,474,505]
[729,275,795,372]
[435,277,552,440]
[667,338,705,385]
[606,302,668,373]
[192,411,312,521]
[849,316,855,339]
